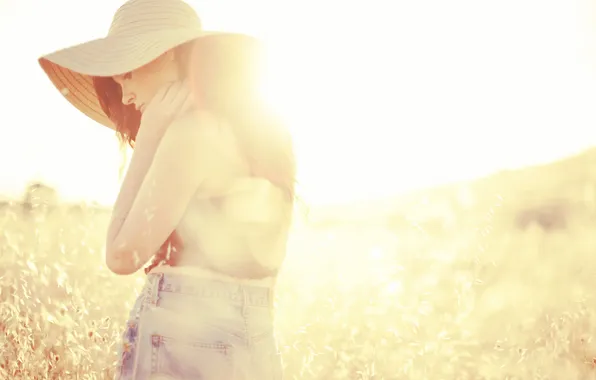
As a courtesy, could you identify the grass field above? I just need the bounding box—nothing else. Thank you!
[3,150,596,379]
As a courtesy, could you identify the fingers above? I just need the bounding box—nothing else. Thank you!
[153,81,177,104]
[143,80,193,122]
[171,83,193,116]
[161,81,191,111]
[180,93,196,114]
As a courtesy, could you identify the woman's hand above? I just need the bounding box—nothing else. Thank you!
[136,80,195,143]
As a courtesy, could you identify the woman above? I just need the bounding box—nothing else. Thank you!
[38,0,294,379]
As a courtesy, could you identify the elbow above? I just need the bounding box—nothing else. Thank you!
[106,262,136,276]
[105,248,138,276]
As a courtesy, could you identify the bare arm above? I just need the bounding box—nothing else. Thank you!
[104,112,219,275]
[107,81,195,244]
[106,132,161,245]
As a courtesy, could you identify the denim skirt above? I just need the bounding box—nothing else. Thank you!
[114,272,283,380]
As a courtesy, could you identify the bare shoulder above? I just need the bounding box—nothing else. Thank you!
[160,110,245,183]
[165,109,222,144]
[158,109,235,162]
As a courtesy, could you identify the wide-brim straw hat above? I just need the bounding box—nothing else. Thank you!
[38,0,235,130]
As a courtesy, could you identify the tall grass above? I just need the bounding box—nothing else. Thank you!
[2,199,596,379]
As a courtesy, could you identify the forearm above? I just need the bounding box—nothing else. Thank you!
[108,83,193,228]
[107,131,161,243]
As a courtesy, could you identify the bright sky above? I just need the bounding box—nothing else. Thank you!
[2,0,596,206]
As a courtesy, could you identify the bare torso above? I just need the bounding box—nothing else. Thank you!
[150,116,292,284]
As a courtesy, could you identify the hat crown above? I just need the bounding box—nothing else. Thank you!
[108,0,202,37]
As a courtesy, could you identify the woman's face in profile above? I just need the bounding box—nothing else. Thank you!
[112,50,179,113]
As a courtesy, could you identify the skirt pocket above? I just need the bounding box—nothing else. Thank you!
[150,334,235,380]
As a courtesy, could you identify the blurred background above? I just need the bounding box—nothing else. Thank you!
[3,0,596,379]
[3,0,596,204]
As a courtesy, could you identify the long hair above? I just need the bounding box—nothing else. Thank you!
[92,35,296,272]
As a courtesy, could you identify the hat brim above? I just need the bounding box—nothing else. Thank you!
[38,29,226,130]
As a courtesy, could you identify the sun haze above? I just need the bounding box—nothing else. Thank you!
[2,0,596,206]
[5,1,596,378]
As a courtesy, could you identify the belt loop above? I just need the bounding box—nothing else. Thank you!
[269,277,277,310]
[148,272,164,307]
[241,285,248,315]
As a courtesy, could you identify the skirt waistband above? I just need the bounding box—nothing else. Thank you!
[145,272,274,308]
